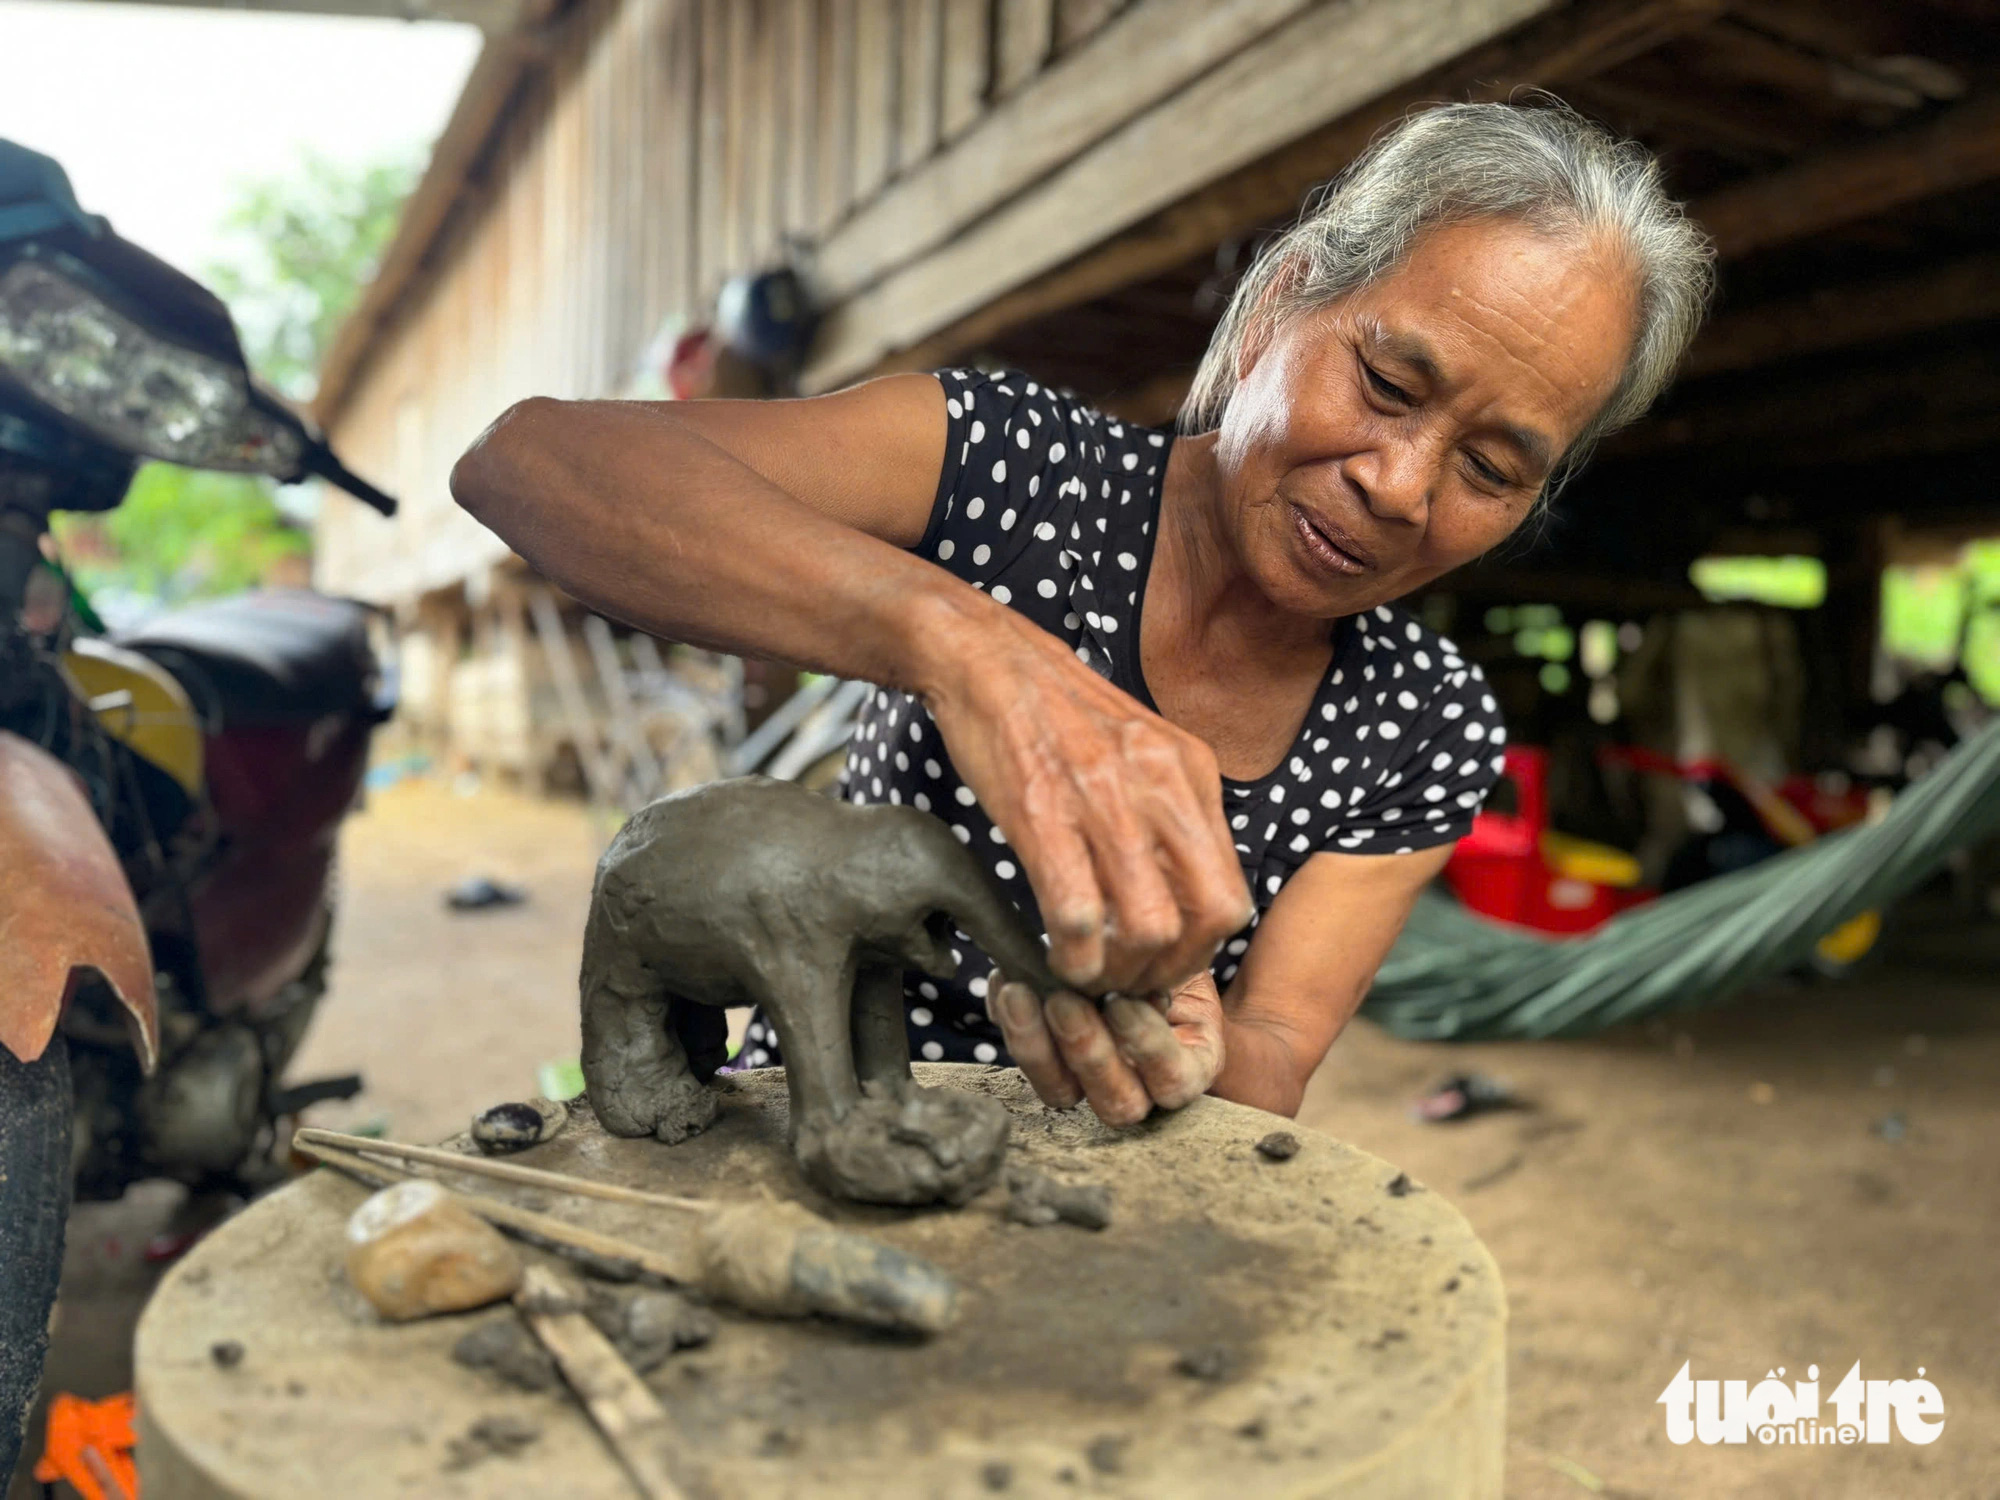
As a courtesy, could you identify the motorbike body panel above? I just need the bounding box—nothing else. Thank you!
[62,637,205,796]
[120,590,385,1018]
[189,716,366,1016]
[0,731,157,1069]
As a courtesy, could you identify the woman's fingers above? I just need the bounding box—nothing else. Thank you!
[990,974,1223,1125]
[927,609,1249,993]
[1043,992,1153,1126]
[1126,750,1253,993]
[1081,777,1186,993]
[1016,817,1108,990]
[986,977,1082,1110]
[1103,997,1217,1110]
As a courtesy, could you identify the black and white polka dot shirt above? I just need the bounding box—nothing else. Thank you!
[734,368,1506,1071]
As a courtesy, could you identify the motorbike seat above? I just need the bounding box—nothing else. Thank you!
[118,591,387,728]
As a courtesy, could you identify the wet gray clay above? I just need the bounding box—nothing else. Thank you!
[579,776,1058,1205]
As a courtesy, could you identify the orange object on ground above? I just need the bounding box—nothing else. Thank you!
[34,1391,138,1500]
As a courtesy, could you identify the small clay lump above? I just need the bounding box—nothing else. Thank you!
[1255,1131,1301,1162]
[472,1097,568,1154]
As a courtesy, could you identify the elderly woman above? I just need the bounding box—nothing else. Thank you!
[452,101,1712,1125]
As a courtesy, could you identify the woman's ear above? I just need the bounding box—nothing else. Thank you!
[1235,316,1274,383]
[1234,257,1304,383]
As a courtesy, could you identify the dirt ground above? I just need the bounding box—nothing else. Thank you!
[14,777,1998,1497]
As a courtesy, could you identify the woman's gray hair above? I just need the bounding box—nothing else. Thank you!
[1180,98,1714,485]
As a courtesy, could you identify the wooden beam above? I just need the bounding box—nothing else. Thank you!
[1054,0,1124,53]
[1567,70,1810,158]
[991,0,1053,97]
[1728,0,1962,80]
[1612,411,2000,472]
[722,0,758,269]
[1684,252,2000,378]
[1689,17,1930,115]
[1614,346,2000,456]
[696,0,732,297]
[811,0,1318,303]
[938,0,990,140]
[815,0,859,232]
[804,0,1725,390]
[311,0,568,428]
[1695,92,2000,260]
[850,0,900,201]
[44,0,515,24]
[897,0,944,170]
[744,0,782,264]
[805,0,1575,389]
[783,0,820,232]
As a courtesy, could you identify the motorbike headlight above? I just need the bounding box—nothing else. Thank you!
[0,258,304,474]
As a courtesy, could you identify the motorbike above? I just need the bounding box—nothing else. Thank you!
[0,139,399,1473]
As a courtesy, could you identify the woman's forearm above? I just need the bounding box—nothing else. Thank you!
[1211,1015,1315,1118]
[449,396,992,698]
[1212,979,1370,1118]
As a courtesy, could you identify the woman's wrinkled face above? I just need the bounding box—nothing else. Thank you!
[1214,217,1638,617]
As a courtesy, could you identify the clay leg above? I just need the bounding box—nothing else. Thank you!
[849,961,914,1096]
[789,960,1009,1207]
[753,955,865,1155]
[580,923,721,1145]
[760,953,1001,1205]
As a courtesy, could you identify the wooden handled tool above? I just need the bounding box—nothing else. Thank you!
[515,1265,689,1500]
[293,1128,957,1334]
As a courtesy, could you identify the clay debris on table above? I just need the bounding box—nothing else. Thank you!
[453,1284,715,1393]
[1254,1131,1301,1162]
[1003,1166,1113,1229]
[443,1414,541,1471]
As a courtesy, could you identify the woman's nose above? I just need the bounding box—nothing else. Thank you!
[1344,441,1434,529]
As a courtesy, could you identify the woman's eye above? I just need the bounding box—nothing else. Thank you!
[1464,451,1511,489]
[1363,363,1413,405]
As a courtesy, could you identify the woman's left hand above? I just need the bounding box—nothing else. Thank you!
[985,970,1225,1125]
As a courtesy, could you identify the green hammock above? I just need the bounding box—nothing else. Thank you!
[1359,717,2000,1041]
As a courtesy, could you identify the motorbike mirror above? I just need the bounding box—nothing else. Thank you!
[0,140,396,517]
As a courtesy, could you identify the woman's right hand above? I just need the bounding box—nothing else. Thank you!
[912,593,1252,996]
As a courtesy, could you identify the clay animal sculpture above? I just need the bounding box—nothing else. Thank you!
[580,776,1059,1206]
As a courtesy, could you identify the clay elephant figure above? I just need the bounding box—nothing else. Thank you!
[579,776,1059,1205]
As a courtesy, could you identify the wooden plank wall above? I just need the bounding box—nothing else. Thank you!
[312,0,1328,602]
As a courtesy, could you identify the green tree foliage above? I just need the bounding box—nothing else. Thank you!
[55,151,416,609]
[58,464,308,605]
[206,150,419,401]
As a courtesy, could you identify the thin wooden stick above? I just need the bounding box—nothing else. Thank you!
[529,586,617,806]
[297,1134,959,1334]
[294,1127,710,1214]
[516,1265,689,1500]
[294,1137,704,1284]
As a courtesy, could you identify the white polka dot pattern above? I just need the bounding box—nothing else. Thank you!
[736,368,1505,1074]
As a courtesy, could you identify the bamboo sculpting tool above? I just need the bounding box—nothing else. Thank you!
[515,1265,690,1500]
[292,1127,957,1334]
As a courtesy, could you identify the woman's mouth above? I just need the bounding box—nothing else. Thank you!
[1290,505,1374,577]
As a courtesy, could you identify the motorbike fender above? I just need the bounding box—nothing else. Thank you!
[0,731,157,1072]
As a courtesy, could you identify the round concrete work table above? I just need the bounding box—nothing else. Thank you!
[135,1065,1505,1498]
